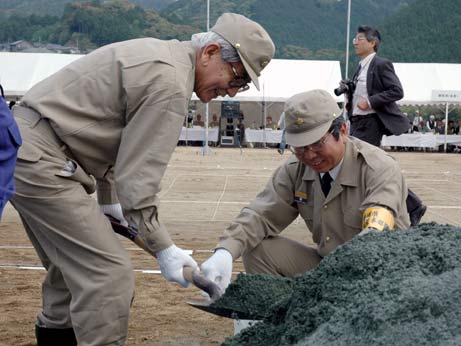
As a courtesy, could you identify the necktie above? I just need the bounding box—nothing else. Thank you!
[321,172,333,197]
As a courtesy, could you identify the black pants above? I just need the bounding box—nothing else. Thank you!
[350,114,423,214]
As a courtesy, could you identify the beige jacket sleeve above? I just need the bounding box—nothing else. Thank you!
[219,159,300,260]
[96,167,119,204]
[114,59,193,255]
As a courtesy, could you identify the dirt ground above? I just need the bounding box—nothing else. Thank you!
[1,146,461,346]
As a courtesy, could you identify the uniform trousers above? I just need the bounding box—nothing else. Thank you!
[12,110,135,346]
[242,236,322,276]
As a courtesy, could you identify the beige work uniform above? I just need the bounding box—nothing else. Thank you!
[219,137,410,276]
[12,38,196,345]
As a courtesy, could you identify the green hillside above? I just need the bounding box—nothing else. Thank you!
[0,0,459,67]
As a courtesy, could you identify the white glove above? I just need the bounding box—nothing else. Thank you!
[100,203,128,227]
[156,245,198,288]
[201,248,233,293]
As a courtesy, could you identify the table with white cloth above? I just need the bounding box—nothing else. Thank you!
[245,129,283,144]
[179,126,219,143]
[381,133,461,149]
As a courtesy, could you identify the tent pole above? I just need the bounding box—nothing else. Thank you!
[345,0,352,79]
[444,102,449,152]
[203,0,211,155]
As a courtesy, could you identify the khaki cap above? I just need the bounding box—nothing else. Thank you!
[211,13,275,90]
[285,90,341,147]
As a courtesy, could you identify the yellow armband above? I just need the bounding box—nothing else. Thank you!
[362,207,395,231]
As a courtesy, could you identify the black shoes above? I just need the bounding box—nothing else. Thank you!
[36,325,77,346]
[410,204,427,227]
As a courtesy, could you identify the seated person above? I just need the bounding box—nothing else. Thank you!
[193,114,205,127]
[209,113,220,128]
[200,89,410,289]
[265,116,278,130]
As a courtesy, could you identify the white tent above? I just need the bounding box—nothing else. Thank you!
[0,52,84,98]
[0,52,342,102]
[394,63,461,106]
[209,58,343,103]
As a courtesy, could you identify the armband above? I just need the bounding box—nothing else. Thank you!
[362,207,395,231]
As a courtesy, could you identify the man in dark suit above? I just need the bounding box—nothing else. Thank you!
[346,25,426,226]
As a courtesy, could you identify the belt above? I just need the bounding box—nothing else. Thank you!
[350,113,377,124]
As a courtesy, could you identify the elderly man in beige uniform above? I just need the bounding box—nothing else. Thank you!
[201,89,410,289]
[11,13,274,346]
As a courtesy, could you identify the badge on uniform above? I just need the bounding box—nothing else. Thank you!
[294,191,308,204]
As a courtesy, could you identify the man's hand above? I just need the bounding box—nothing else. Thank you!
[201,249,233,292]
[357,98,371,111]
[156,245,198,288]
[100,203,128,227]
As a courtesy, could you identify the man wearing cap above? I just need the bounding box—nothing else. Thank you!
[11,13,274,345]
[201,89,409,288]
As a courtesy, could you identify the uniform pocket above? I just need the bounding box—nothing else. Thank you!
[55,159,96,195]
[17,141,42,162]
[343,207,362,237]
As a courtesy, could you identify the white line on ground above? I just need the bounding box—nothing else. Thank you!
[0,247,214,254]
[0,265,241,275]
[161,200,249,204]
[212,176,229,221]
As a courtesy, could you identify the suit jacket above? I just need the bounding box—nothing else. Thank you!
[364,55,411,135]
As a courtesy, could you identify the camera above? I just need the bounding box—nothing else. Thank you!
[334,79,356,96]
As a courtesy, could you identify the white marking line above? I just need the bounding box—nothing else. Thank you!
[424,186,461,202]
[425,209,460,226]
[0,265,241,275]
[167,165,276,173]
[0,247,212,255]
[212,175,229,221]
[162,200,248,205]
[159,175,181,198]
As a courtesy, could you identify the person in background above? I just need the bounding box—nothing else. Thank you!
[455,120,461,135]
[0,84,21,220]
[11,13,274,345]
[200,89,410,291]
[426,115,436,133]
[412,110,423,132]
[209,113,220,128]
[265,116,278,130]
[447,120,455,135]
[435,119,445,135]
[345,25,426,227]
[193,113,205,127]
[277,111,287,154]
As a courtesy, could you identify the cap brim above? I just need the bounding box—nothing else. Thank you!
[286,121,332,147]
[238,52,260,90]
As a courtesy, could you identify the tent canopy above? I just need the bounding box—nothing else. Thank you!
[0,52,84,98]
[394,63,461,106]
[1,52,460,106]
[0,52,341,102]
[203,59,343,103]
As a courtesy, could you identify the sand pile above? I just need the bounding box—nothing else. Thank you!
[220,223,461,346]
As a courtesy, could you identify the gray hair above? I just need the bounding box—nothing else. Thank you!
[191,31,240,63]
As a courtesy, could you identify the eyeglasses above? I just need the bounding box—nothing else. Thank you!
[228,63,251,93]
[291,131,333,155]
[352,36,367,43]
